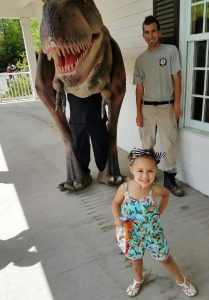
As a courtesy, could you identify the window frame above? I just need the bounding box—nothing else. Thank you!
[180,0,209,132]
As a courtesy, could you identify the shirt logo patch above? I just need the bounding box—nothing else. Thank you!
[159,57,167,67]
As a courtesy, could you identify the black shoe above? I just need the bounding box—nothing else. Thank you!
[164,172,184,197]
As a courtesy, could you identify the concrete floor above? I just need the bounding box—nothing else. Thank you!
[0,101,209,300]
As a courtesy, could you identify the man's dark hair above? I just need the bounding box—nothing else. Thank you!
[142,15,160,32]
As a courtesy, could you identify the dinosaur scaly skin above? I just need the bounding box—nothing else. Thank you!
[35,0,126,191]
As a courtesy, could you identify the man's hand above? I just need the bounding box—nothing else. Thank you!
[173,102,182,120]
[136,112,143,127]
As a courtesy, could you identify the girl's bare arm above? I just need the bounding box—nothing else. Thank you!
[153,184,169,215]
[111,184,125,227]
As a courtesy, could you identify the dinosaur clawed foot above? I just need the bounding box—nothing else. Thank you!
[97,172,128,186]
[58,174,92,192]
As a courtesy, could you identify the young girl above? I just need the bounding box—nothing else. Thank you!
[112,148,197,297]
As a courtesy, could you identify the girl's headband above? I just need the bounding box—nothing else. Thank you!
[128,148,166,165]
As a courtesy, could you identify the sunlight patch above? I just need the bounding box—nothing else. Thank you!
[0,144,9,172]
[0,184,53,300]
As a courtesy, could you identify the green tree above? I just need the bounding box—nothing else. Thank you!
[30,19,41,54]
[0,18,41,70]
[0,19,25,69]
[16,52,29,71]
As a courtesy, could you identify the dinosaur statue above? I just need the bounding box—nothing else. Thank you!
[35,0,126,191]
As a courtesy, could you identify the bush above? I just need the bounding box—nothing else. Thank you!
[1,75,32,99]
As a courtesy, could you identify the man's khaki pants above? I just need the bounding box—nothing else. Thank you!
[139,103,177,173]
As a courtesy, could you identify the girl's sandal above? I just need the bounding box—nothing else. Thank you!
[176,276,197,297]
[126,277,144,297]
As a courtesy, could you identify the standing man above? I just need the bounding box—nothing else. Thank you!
[133,15,184,197]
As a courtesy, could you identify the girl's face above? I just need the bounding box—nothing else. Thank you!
[130,156,157,188]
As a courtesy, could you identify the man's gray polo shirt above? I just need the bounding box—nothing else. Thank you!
[133,44,181,102]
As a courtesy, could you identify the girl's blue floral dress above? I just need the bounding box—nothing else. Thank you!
[120,182,169,261]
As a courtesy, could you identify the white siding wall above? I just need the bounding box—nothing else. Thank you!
[95,0,153,150]
[177,131,209,195]
[95,0,209,196]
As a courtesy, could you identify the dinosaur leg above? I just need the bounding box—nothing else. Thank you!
[58,137,93,192]
[98,89,125,185]
[36,52,90,192]
[96,83,126,185]
[88,37,127,185]
[67,92,112,187]
[66,93,99,191]
[63,124,93,191]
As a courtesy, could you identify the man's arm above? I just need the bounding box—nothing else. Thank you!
[136,84,144,127]
[173,71,182,120]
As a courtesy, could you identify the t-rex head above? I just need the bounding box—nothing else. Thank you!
[40,0,105,87]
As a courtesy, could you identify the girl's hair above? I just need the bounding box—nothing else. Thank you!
[128,148,166,166]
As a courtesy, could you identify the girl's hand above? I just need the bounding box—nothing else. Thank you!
[115,217,123,227]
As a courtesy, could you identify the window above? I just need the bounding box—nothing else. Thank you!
[184,0,209,131]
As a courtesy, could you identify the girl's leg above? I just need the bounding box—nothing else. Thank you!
[159,255,197,296]
[132,258,143,284]
[159,255,184,283]
[126,259,144,297]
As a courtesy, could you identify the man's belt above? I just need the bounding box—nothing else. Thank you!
[143,100,174,106]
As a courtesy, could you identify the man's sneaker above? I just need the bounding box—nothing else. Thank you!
[164,172,184,197]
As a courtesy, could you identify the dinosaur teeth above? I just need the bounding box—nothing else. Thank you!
[75,58,79,67]
[56,48,61,56]
[66,48,70,54]
[53,38,93,75]
[51,49,55,58]
[61,48,66,57]
[70,47,75,55]
[85,41,91,49]
[75,46,80,53]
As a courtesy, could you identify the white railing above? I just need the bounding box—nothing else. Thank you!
[0,72,34,102]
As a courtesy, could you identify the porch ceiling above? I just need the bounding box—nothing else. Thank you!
[0,0,41,19]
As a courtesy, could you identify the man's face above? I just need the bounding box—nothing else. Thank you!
[142,22,161,49]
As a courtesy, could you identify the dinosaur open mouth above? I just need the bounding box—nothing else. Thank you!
[46,33,100,74]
